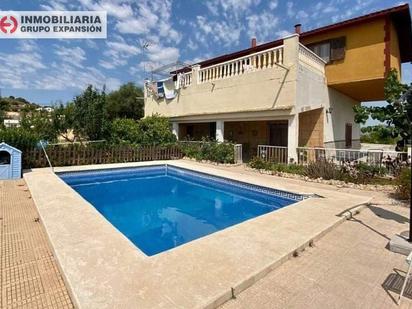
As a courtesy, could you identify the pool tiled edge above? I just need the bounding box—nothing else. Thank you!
[24,160,372,308]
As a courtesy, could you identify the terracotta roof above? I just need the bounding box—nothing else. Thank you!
[194,4,412,68]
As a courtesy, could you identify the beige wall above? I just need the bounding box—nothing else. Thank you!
[145,66,295,118]
[324,88,361,149]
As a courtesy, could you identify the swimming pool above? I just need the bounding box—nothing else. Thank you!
[59,165,304,256]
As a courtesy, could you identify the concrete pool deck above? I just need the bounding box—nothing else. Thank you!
[24,160,372,308]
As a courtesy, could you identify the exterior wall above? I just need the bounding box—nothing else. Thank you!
[390,21,401,77]
[324,88,361,149]
[298,108,324,147]
[301,18,386,85]
[145,65,295,118]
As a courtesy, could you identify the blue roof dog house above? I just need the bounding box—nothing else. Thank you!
[0,143,22,180]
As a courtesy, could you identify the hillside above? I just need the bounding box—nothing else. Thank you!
[0,96,41,112]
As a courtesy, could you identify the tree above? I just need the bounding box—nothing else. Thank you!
[20,109,57,142]
[138,115,176,145]
[72,85,109,140]
[109,118,141,144]
[106,83,144,120]
[354,69,412,149]
[360,125,399,144]
[0,99,10,125]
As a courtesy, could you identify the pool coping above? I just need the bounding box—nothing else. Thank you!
[24,161,371,308]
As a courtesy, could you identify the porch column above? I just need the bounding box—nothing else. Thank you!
[172,122,179,140]
[216,120,224,142]
[287,116,298,162]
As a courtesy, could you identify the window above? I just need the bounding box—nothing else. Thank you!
[307,37,346,63]
[310,42,331,62]
[345,123,352,148]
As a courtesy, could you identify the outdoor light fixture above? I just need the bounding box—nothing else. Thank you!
[326,107,334,114]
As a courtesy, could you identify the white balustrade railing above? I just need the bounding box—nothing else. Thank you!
[257,145,288,164]
[182,72,192,87]
[298,44,326,74]
[198,46,284,84]
[234,144,243,164]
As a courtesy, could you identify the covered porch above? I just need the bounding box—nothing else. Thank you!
[175,119,296,161]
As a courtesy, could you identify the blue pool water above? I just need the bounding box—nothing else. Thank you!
[59,165,303,256]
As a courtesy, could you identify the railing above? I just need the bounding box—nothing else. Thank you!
[257,145,288,164]
[182,72,192,87]
[234,144,243,164]
[198,46,284,84]
[296,147,410,167]
[298,44,326,74]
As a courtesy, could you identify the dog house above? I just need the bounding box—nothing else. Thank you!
[0,142,22,180]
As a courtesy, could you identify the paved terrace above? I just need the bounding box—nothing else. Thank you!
[1,161,411,308]
[0,180,74,308]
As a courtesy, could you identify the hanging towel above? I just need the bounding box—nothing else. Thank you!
[163,78,176,99]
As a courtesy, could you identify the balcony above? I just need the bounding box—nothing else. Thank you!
[145,35,326,120]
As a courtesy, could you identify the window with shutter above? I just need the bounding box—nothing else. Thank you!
[330,37,346,61]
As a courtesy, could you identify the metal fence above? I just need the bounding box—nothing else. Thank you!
[296,147,409,166]
[257,145,288,164]
[256,145,410,167]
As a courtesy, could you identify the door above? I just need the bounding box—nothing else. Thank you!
[0,150,11,180]
[269,122,288,146]
[345,123,352,148]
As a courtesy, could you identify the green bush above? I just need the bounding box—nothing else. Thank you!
[0,127,40,150]
[138,115,176,145]
[180,139,235,164]
[109,118,141,144]
[396,168,411,200]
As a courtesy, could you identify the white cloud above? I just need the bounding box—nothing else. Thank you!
[54,46,86,68]
[19,40,39,52]
[268,0,278,10]
[196,16,242,47]
[146,44,179,63]
[247,12,279,41]
[40,0,68,11]
[77,0,133,19]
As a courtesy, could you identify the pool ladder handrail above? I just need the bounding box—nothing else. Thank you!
[40,141,54,172]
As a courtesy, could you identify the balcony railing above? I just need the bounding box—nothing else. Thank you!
[198,46,284,84]
[298,44,326,74]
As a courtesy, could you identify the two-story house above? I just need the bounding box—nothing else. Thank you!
[144,4,412,161]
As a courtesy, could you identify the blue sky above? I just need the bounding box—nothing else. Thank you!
[0,0,411,108]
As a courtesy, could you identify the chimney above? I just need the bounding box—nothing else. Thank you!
[294,23,302,34]
[251,37,257,48]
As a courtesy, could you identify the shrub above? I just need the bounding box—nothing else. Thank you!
[248,157,305,175]
[180,139,235,164]
[0,127,40,150]
[396,168,411,200]
[109,118,141,144]
[138,115,176,145]
[304,159,344,180]
[342,162,387,184]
